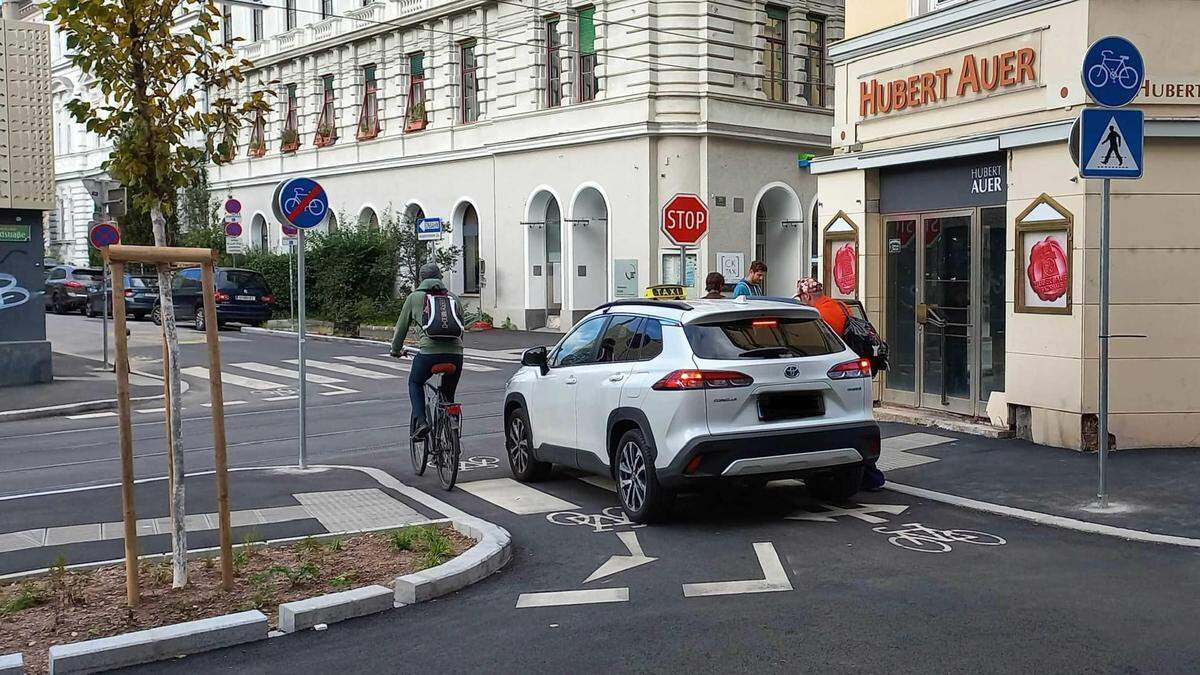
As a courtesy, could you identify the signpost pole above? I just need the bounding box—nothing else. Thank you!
[1097,178,1111,506]
[102,262,109,370]
[297,229,308,470]
[288,239,296,332]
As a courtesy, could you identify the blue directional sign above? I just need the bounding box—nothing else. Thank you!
[1079,108,1143,179]
[276,177,329,229]
[416,217,444,241]
[1082,36,1144,107]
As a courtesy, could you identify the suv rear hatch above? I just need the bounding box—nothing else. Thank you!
[683,311,866,436]
[220,270,271,306]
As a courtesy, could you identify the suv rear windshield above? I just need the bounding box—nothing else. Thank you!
[72,270,103,281]
[222,270,269,292]
[128,277,155,289]
[684,316,841,360]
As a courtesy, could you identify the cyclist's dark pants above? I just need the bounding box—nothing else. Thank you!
[409,353,464,426]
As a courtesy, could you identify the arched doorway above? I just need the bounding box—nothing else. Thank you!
[524,189,563,327]
[358,206,379,230]
[568,185,609,322]
[752,184,803,296]
[452,201,481,295]
[250,213,268,251]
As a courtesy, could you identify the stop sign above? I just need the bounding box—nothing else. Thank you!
[661,193,709,246]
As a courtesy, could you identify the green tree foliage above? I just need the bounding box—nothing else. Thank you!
[43,0,272,594]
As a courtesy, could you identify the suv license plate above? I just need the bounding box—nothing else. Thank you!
[236,295,256,301]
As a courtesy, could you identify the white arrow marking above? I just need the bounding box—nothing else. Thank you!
[681,542,792,597]
[584,531,656,583]
[787,503,910,524]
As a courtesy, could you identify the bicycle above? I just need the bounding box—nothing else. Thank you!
[401,346,463,490]
[1087,50,1139,90]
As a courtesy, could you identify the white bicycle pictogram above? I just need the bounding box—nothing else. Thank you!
[458,455,499,472]
[283,187,326,217]
[546,506,645,533]
[873,522,1006,553]
[1087,50,1139,90]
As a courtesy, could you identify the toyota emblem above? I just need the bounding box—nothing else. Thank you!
[784,365,800,379]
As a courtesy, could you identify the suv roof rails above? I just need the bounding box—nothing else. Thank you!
[596,299,693,312]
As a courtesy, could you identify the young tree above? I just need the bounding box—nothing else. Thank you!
[44,0,270,589]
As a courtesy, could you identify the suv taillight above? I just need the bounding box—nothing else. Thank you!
[652,370,753,391]
[262,294,274,305]
[214,291,230,303]
[64,280,83,289]
[123,290,134,298]
[828,358,873,380]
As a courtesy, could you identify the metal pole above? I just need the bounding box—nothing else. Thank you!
[288,239,296,332]
[1098,178,1111,506]
[297,229,307,470]
[102,262,109,370]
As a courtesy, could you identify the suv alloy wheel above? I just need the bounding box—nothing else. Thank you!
[505,407,551,481]
[193,305,206,332]
[615,428,673,523]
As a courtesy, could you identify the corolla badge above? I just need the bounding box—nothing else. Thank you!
[784,365,800,379]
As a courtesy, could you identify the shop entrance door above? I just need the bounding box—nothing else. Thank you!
[917,212,975,415]
[882,211,978,416]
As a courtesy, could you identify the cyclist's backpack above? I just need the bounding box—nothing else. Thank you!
[838,302,889,373]
[421,289,464,340]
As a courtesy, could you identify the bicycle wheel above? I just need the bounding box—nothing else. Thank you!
[1117,67,1139,90]
[1087,64,1109,88]
[409,417,428,476]
[437,411,461,491]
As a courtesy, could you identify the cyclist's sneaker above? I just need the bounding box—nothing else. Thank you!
[411,420,430,441]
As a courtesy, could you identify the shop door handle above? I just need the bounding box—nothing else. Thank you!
[608,374,626,382]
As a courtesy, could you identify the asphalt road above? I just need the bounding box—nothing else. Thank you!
[5,316,1200,672]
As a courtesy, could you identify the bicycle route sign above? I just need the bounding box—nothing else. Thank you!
[276,177,329,230]
[1082,36,1144,107]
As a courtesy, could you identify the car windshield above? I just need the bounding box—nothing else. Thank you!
[223,270,269,292]
[684,316,841,360]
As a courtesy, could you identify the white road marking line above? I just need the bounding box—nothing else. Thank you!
[263,395,299,401]
[319,384,359,397]
[285,359,399,379]
[202,400,247,407]
[577,475,616,492]
[458,478,579,515]
[788,503,910,524]
[135,408,166,414]
[181,366,288,391]
[516,588,629,609]
[230,362,345,385]
[65,411,117,420]
[371,353,497,372]
[584,531,656,582]
[682,542,793,597]
[338,356,411,372]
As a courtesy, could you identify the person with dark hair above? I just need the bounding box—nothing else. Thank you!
[732,261,767,298]
[703,272,726,299]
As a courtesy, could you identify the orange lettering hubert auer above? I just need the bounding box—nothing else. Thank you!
[860,46,1036,117]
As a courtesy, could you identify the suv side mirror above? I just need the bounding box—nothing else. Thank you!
[521,346,549,374]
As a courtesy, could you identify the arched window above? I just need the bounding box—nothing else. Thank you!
[460,204,480,293]
[358,207,380,230]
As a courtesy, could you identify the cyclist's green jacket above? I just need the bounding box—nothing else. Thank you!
[390,278,464,356]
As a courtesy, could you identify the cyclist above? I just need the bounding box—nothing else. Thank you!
[390,263,465,441]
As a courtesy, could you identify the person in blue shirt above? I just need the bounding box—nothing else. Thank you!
[732,260,767,298]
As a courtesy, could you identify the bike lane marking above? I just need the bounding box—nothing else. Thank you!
[457,477,579,515]
[515,587,629,608]
[681,542,792,598]
[584,531,656,582]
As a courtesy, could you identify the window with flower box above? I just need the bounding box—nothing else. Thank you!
[358,64,380,140]
[315,74,337,147]
[281,83,300,152]
[405,52,427,132]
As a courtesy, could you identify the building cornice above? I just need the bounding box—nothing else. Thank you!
[830,0,1074,63]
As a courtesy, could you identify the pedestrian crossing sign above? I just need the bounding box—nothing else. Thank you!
[1079,108,1143,179]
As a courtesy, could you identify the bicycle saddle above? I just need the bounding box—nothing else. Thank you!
[431,363,457,375]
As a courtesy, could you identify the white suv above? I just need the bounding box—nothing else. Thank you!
[503,298,880,523]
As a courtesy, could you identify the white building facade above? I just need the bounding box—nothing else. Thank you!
[212,0,843,329]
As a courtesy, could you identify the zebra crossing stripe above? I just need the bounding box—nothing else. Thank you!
[368,353,497,373]
[230,362,345,385]
[286,359,399,379]
[181,366,285,390]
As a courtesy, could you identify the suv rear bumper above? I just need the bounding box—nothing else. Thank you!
[657,422,880,488]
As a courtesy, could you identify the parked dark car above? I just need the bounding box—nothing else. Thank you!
[86,274,158,319]
[44,265,104,314]
[152,267,274,330]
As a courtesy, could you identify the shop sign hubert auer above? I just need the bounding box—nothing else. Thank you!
[858,31,1042,118]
